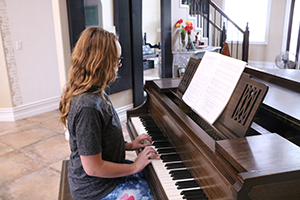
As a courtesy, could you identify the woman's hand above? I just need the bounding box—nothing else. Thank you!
[126,133,153,150]
[133,146,160,172]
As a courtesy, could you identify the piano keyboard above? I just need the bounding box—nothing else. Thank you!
[131,116,208,200]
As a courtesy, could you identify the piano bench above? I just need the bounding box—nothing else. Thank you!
[58,160,74,200]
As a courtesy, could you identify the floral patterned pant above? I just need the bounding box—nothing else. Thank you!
[101,160,154,200]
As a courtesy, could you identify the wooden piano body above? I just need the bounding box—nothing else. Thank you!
[126,61,300,199]
[245,66,300,146]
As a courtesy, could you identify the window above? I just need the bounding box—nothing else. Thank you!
[288,0,300,55]
[224,0,271,44]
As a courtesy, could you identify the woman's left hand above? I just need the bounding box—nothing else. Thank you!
[126,133,153,150]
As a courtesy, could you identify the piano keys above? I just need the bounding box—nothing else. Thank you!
[126,62,300,199]
[131,116,208,200]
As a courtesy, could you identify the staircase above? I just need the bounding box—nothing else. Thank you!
[179,0,249,62]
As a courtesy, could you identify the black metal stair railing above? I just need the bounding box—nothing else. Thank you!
[186,0,249,62]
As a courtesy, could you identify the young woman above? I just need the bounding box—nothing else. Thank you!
[59,27,159,200]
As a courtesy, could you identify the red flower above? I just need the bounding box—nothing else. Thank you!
[177,19,183,24]
[184,21,193,32]
[175,19,183,28]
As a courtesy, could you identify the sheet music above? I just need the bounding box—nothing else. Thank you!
[182,51,246,124]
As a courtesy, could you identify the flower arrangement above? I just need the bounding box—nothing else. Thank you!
[175,19,194,50]
[184,20,194,32]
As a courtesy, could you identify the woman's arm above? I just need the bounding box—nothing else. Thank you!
[80,146,159,178]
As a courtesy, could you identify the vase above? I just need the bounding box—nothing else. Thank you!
[178,31,183,51]
[186,31,194,51]
[181,31,186,50]
[186,31,195,51]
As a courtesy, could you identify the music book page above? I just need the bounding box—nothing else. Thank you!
[182,51,246,124]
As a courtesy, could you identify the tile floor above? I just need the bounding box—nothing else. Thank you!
[0,110,136,200]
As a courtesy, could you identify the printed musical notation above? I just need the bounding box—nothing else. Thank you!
[182,51,246,124]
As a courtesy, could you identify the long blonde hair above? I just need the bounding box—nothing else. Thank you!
[59,27,119,127]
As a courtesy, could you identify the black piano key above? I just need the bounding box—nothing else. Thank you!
[147,131,164,137]
[156,147,176,154]
[140,119,155,125]
[150,135,167,141]
[145,127,161,131]
[142,121,157,125]
[142,124,158,129]
[181,189,205,196]
[153,141,172,148]
[160,154,181,162]
[176,180,199,189]
[140,117,154,122]
[165,162,186,169]
[169,169,192,175]
[146,128,162,132]
[146,131,162,136]
[142,122,157,126]
[184,196,208,200]
[170,169,194,180]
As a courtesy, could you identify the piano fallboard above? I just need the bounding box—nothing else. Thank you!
[126,78,300,200]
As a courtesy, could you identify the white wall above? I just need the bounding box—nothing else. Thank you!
[142,0,161,45]
[0,0,62,121]
[0,0,134,121]
[6,0,61,104]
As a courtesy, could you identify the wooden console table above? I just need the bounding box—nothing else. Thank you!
[172,46,221,77]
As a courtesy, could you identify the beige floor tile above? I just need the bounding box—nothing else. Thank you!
[24,110,61,124]
[49,157,69,172]
[123,133,132,143]
[21,135,70,165]
[40,118,66,134]
[0,126,57,149]
[0,113,139,199]
[0,120,34,136]
[0,151,44,186]
[0,142,14,157]
[0,167,60,200]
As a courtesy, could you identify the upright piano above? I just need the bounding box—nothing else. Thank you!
[126,59,300,200]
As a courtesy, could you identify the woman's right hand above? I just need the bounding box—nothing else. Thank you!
[133,146,160,172]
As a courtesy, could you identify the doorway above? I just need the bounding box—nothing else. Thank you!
[142,0,161,83]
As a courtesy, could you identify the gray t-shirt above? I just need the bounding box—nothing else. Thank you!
[67,89,125,200]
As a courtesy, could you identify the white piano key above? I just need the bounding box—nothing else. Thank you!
[151,159,184,199]
[131,117,147,135]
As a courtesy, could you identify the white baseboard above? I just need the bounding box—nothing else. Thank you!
[0,96,133,123]
[0,96,61,121]
[116,104,133,122]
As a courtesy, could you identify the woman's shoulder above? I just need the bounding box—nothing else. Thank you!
[73,92,105,108]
